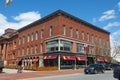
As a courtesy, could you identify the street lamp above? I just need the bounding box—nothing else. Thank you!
[84,44,89,67]
[84,44,88,67]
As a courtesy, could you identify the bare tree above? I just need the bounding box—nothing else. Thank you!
[112,41,120,58]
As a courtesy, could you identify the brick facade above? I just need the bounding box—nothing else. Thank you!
[0,10,110,69]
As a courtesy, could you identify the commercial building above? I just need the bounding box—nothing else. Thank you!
[0,10,110,70]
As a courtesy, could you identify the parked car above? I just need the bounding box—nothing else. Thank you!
[84,64,105,74]
[0,60,4,73]
[104,63,113,70]
[113,65,120,80]
[110,63,120,70]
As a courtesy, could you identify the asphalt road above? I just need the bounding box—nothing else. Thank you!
[23,71,117,80]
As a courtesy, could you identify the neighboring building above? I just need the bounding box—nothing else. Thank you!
[0,10,110,70]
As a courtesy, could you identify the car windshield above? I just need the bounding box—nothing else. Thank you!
[89,64,97,68]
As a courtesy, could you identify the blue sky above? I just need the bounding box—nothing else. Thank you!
[0,0,120,47]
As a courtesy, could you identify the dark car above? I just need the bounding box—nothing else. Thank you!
[84,64,105,74]
[104,63,113,70]
[111,63,120,70]
[113,66,120,80]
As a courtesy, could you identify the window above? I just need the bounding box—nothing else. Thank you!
[95,36,98,44]
[46,40,72,52]
[28,34,30,42]
[31,46,33,54]
[76,29,79,39]
[31,33,34,41]
[23,36,25,44]
[41,29,44,39]
[35,45,38,54]
[22,48,24,56]
[82,32,84,41]
[60,40,72,51]
[36,31,38,40]
[50,26,52,37]
[89,46,93,54]
[92,35,94,43]
[19,38,21,45]
[87,33,89,42]
[18,49,20,56]
[27,47,29,55]
[70,27,72,37]
[99,38,101,46]
[62,25,66,35]
[40,44,43,53]
[14,41,16,49]
[77,43,84,53]
[47,41,58,52]
[107,41,109,48]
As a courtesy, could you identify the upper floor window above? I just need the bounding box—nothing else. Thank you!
[82,32,84,41]
[14,41,16,49]
[77,43,84,53]
[46,40,72,52]
[35,45,38,54]
[36,31,38,40]
[27,47,29,55]
[76,29,79,39]
[18,38,21,45]
[31,33,34,41]
[40,44,43,53]
[99,38,101,46]
[91,35,94,43]
[18,49,20,56]
[31,46,33,54]
[70,27,73,37]
[46,41,58,52]
[41,29,44,39]
[60,40,72,51]
[87,33,89,42]
[50,26,52,37]
[28,34,30,42]
[107,41,109,48]
[89,46,93,54]
[22,48,24,56]
[22,36,25,44]
[62,25,66,35]
[95,36,98,44]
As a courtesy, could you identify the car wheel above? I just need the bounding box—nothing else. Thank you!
[94,70,98,74]
[102,70,105,73]
[84,72,88,74]
[0,68,2,73]
[119,76,120,80]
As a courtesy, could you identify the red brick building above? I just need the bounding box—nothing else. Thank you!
[0,10,110,70]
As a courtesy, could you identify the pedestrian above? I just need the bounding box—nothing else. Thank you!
[17,64,24,73]
[17,58,24,73]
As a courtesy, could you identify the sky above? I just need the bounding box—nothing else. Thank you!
[0,0,120,60]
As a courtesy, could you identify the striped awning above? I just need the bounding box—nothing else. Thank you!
[97,57,104,62]
[61,55,76,60]
[43,55,57,59]
[77,56,87,61]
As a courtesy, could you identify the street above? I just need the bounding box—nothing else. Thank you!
[21,71,117,80]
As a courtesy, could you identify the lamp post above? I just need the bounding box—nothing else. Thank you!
[84,44,88,67]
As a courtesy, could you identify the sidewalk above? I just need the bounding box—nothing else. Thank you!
[0,69,84,80]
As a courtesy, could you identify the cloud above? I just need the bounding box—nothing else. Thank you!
[13,11,40,21]
[99,10,116,21]
[103,22,120,30]
[112,30,120,38]
[0,11,41,35]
